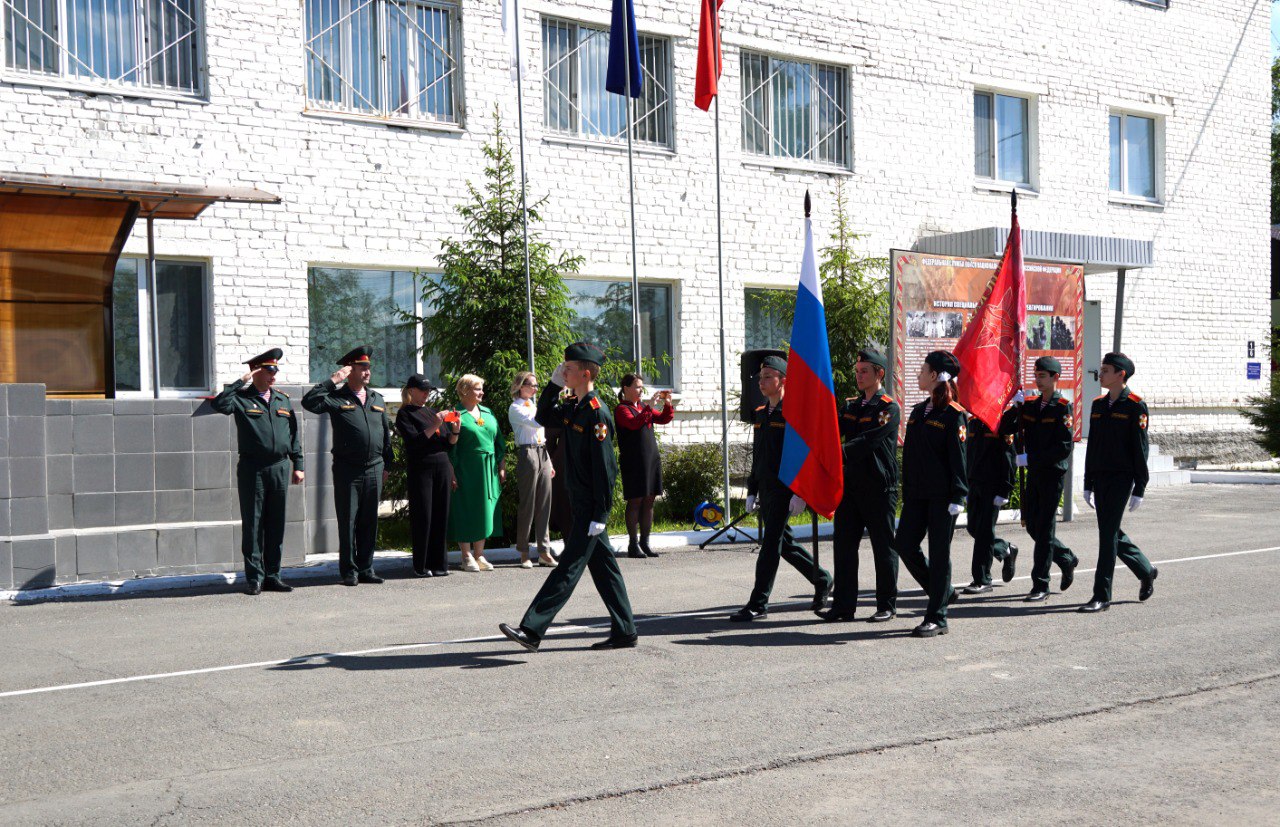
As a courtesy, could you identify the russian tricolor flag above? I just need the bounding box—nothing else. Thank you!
[779,194,844,519]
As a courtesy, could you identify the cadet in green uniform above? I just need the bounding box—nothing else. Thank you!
[499,343,638,652]
[894,351,967,638]
[1017,356,1080,601]
[1080,352,1158,612]
[728,355,833,622]
[961,403,1020,594]
[212,348,305,596]
[821,348,900,623]
[302,346,394,587]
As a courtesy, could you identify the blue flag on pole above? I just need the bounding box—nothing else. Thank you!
[606,0,642,98]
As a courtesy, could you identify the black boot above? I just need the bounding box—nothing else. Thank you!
[640,539,660,558]
[627,540,646,559]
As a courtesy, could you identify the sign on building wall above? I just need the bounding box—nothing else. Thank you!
[889,250,1085,441]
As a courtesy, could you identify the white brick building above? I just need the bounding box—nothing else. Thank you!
[0,0,1269,460]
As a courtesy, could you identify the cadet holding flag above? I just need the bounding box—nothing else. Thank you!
[212,349,304,596]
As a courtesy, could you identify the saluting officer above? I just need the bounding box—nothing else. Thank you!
[212,348,304,596]
[894,351,967,638]
[821,348,900,623]
[1018,356,1080,602]
[499,343,639,652]
[1080,352,1158,612]
[302,346,394,587]
[728,355,833,622]
[961,400,1020,595]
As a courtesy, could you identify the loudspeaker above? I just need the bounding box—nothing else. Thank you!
[739,348,785,422]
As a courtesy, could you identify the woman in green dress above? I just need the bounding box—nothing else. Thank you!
[448,374,507,571]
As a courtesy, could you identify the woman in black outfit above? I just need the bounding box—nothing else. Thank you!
[396,374,459,577]
[615,373,674,559]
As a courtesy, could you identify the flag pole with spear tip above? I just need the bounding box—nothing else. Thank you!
[805,190,821,575]
[1012,189,1028,527]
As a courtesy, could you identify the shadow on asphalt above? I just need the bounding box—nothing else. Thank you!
[269,651,528,672]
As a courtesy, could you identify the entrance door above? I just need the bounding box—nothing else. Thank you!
[1082,300,1102,437]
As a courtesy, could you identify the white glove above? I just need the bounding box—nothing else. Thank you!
[993,496,1009,507]
[947,503,962,517]
[549,362,567,387]
[1083,490,1094,509]
[1011,389,1026,405]
[745,494,758,513]
[587,521,606,537]
[1128,495,1143,512]
[788,495,806,517]
[1015,453,1028,468]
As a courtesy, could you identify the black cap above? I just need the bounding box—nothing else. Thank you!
[1034,355,1063,375]
[564,342,607,367]
[1102,352,1135,379]
[405,374,434,392]
[758,355,788,376]
[337,345,373,366]
[924,350,961,378]
[857,348,888,372]
[246,348,283,373]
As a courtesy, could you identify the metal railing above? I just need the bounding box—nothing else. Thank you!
[741,52,848,168]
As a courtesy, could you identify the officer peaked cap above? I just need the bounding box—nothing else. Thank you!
[338,345,373,366]
[1102,352,1135,379]
[246,348,283,371]
[564,342,607,367]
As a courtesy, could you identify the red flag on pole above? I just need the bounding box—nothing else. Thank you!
[694,0,724,111]
[955,197,1026,432]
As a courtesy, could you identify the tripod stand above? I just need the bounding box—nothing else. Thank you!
[698,508,760,550]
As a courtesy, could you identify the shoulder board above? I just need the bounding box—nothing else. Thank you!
[1054,397,1069,405]
[949,401,966,412]
[276,390,290,399]
[755,404,767,411]
[1127,392,1143,403]
[880,394,894,404]
[589,397,601,410]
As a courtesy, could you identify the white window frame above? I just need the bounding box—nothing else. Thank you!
[1108,107,1165,206]
[972,86,1039,193]
[113,255,214,398]
[739,49,851,171]
[0,0,207,100]
[563,276,679,390]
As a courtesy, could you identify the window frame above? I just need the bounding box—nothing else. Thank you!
[112,255,214,398]
[563,276,679,389]
[972,87,1039,192]
[1108,108,1165,206]
[738,48,852,172]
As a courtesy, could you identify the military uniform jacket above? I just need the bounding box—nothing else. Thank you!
[838,392,900,495]
[535,384,617,525]
[902,399,968,504]
[212,381,304,469]
[747,399,791,498]
[966,407,1019,497]
[1084,387,1150,497]
[301,380,394,468]
[1019,391,1074,473]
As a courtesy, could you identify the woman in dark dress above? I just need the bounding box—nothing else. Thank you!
[396,374,459,577]
[615,373,674,559]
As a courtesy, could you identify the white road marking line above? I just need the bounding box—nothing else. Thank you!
[2,545,1278,701]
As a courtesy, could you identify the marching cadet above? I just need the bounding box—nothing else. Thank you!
[961,400,1020,595]
[1017,356,1080,602]
[302,346,394,588]
[499,343,639,652]
[1080,352,1158,612]
[728,355,833,622]
[894,351,967,637]
[821,348,900,623]
[212,348,304,596]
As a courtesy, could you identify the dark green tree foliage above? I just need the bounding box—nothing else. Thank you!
[1241,339,1280,457]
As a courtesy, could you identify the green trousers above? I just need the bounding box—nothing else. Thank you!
[831,487,898,613]
[965,482,1010,585]
[520,506,636,638]
[746,485,832,612]
[237,458,290,585]
[1091,476,1154,603]
[894,497,958,626]
[334,461,383,578]
[1025,469,1078,592]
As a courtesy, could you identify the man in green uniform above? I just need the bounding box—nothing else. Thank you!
[1080,352,1158,612]
[962,401,1020,594]
[1018,356,1080,602]
[302,345,394,587]
[212,348,305,596]
[821,348,900,623]
[499,343,638,652]
[729,355,833,622]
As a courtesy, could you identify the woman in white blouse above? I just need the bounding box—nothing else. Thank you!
[509,371,557,568]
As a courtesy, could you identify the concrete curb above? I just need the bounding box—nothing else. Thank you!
[1189,471,1280,485]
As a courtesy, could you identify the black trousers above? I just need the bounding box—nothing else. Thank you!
[1091,476,1154,602]
[831,487,898,613]
[746,485,831,612]
[894,497,958,626]
[334,460,383,577]
[1024,468,1078,592]
[407,455,451,574]
[236,457,290,584]
[966,482,1010,585]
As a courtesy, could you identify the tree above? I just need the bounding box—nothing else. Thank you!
[1241,338,1280,456]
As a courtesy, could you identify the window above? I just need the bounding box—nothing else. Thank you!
[3,0,203,95]
[974,91,1031,185]
[305,0,461,125]
[744,287,790,351]
[112,258,210,393]
[565,279,674,386]
[541,17,672,148]
[1110,112,1158,201]
[306,267,442,387]
[741,52,848,168]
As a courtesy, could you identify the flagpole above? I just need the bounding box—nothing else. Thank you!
[622,1,642,374]
[1012,190,1027,527]
[804,190,820,578]
[514,0,535,373]
[715,96,731,523]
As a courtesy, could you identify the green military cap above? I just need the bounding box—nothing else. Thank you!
[1102,352,1135,379]
[246,348,283,373]
[337,345,373,366]
[564,341,607,367]
[758,354,788,376]
[857,348,888,371]
[1034,355,1063,375]
[924,350,961,378]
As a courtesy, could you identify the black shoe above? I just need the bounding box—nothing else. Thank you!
[498,623,540,652]
[811,579,833,612]
[341,573,358,587]
[430,569,449,578]
[590,633,639,650]
[414,568,432,578]
[1139,567,1159,601]
[627,541,646,559]
[962,582,992,595]
[245,581,262,596]
[1002,545,1019,583]
[912,622,949,638]
[357,571,384,584]
[1078,599,1110,613]
[1060,559,1077,592]
[948,588,960,606]
[817,609,857,623]
[868,609,896,623]
[262,577,293,593]
[640,541,660,558]
[1025,590,1049,602]
[729,607,767,622]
